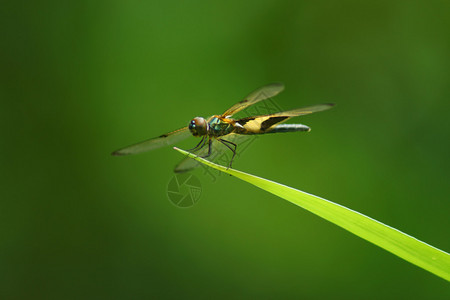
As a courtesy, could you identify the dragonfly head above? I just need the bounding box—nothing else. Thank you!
[189,117,208,137]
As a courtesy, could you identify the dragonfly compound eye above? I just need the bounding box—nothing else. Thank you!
[188,117,208,136]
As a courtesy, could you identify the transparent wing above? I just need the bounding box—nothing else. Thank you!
[270,103,335,117]
[221,83,285,117]
[112,127,190,156]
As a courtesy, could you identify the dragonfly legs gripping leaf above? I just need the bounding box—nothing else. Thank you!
[218,138,237,169]
[187,136,207,152]
[199,138,213,159]
[187,136,212,159]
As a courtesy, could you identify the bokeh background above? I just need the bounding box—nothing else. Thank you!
[2,0,450,299]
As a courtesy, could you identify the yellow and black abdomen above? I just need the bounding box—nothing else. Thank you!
[234,115,310,135]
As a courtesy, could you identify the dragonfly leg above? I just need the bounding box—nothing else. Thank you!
[218,138,237,169]
[187,136,206,152]
[200,138,212,159]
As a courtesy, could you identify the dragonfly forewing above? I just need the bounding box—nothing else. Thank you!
[112,127,190,156]
[221,83,285,117]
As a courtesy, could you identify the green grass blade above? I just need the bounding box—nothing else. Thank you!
[173,147,450,281]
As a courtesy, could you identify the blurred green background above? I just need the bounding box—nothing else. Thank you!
[2,0,450,299]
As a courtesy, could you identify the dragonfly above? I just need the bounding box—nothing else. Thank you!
[112,83,334,173]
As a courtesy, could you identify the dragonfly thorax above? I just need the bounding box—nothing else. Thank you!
[208,116,234,137]
[189,117,209,137]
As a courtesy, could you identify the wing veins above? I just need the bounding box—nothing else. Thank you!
[112,127,190,156]
[221,83,285,117]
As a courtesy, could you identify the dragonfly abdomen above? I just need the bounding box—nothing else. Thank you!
[266,124,310,133]
[234,123,311,135]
